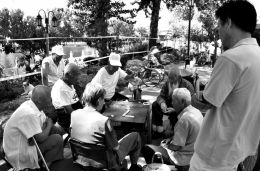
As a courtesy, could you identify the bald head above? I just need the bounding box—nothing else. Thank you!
[63,63,81,85]
[31,85,52,111]
[168,66,181,84]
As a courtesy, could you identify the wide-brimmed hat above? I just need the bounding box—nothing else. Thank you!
[109,53,122,66]
[51,45,65,56]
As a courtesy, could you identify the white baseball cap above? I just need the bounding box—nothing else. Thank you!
[51,45,65,56]
[109,53,122,66]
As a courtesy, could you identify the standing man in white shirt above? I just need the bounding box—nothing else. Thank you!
[3,85,64,170]
[41,45,66,87]
[51,63,82,133]
[91,53,140,105]
[190,1,260,171]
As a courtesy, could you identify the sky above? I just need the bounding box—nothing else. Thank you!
[0,0,260,31]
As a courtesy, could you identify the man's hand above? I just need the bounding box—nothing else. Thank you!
[160,138,172,148]
[160,103,167,113]
[165,107,175,114]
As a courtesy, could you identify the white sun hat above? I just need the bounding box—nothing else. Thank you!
[109,53,122,66]
[51,45,65,56]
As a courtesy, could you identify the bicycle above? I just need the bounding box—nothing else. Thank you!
[126,59,164,87]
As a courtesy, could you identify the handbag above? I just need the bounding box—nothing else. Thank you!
[142,152,175,171]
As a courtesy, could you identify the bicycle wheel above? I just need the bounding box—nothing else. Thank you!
[140,68,161,87]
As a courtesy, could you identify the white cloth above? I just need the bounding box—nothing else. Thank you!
[91,67,127,99]
[51,79,79,109]
[193,38,260,169]
[189,153,238,171]
[3,100,46,171]
[163,105,203,166]
[42,56,65,86]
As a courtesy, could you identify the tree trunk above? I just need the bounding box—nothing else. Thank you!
[92,0,109,64]
[149,0,161,49]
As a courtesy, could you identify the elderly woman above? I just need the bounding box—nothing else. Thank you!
[152,66,195,138]
[70,82,142,171]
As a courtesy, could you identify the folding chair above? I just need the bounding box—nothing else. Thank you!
[69,138,108,170]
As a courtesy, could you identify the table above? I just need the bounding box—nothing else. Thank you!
[103,100,152,144]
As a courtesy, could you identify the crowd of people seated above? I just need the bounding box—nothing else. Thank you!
[2,1,260,171]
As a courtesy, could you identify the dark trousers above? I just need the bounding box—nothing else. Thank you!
[142,145,189,171]
[56,101,83,133]
[152,101,178,128]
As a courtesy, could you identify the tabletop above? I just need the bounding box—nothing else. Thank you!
[103,100,150,124]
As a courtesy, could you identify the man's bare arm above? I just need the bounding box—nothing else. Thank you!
[41,62,49,86]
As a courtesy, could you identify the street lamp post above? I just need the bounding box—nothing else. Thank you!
[36,10,58,56]
[185,0,194,69]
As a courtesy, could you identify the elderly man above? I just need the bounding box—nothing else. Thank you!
[143,88,203,170]
[3,85,64,171]
[51,63,82,132]
[91,53,140,107]
[190,1,260,171]
[152,66,195,137]
[70,82,142,171]
[41,45,66,87]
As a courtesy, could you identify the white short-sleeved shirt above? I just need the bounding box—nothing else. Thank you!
[91,67,127,99]
[42,56,65,86]
[164,105,203,166]
[194,38,260,168]
[51,79,79,109]
[3,100,46,171]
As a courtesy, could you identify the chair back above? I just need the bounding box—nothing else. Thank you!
[69,138,108,169]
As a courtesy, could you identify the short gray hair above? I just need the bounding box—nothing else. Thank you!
[172,88,191,105]
[82,83,106,107]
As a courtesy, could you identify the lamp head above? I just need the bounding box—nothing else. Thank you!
[36,14,43,27]
[51,16,58,27]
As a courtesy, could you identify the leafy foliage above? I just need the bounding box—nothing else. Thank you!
[108,20,135,36]
[68,0,137,58]
[0,7,85,54]
[196,0,228,41]
[68,0,136,36]
[136,27,148,37]
[133,0,163,48]
[0,8,11,37]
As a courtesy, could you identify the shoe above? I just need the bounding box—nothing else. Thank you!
[128,164,142,171]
